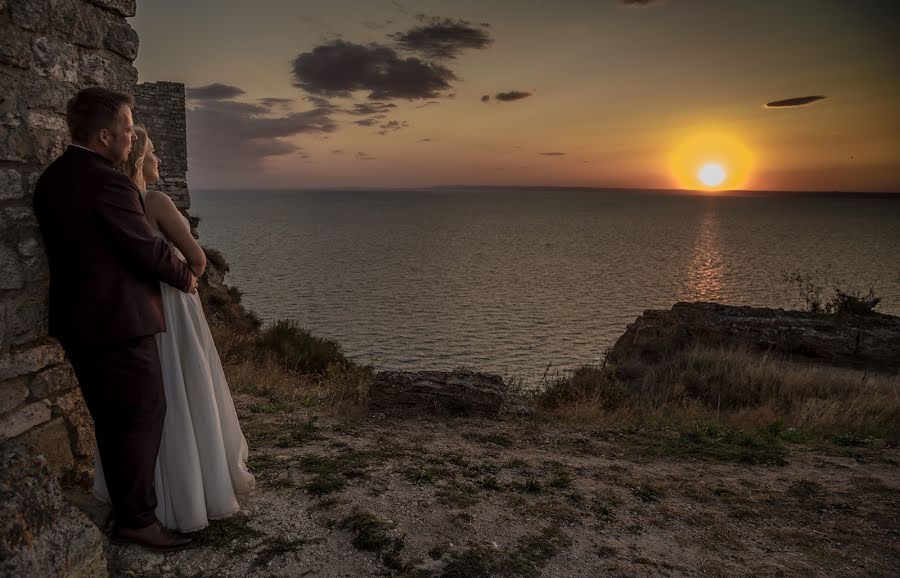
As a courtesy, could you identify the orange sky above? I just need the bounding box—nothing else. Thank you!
[131,0,900,192]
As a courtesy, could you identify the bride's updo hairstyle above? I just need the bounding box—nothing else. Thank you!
[120,124,150,191]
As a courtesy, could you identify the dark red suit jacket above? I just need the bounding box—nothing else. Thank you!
[33,145,192,344]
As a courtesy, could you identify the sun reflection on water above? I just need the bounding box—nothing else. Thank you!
[680,204,725,301]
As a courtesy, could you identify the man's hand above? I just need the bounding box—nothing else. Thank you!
[188,273,198,294]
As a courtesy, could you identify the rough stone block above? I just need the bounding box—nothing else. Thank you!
[0,168,24,200]
[86,0,136,17]
[6,0,49,31]
[18,75,76,114]
[50,0,105,48]
[0,343,65,381]
[29,363,77,398]
[369,370,508,417]
[104,17,138,60]
[32,129,69,164]
[26,109,67,132]
[0,124,36,162]
[31,36,78,83]
[0,400,51,439]
[78,51,137,90]
[0,25,32,69]
[2,287,48,347]
[16,417,75,475]
[0,245,25,290]
[0,377,29,415]
[0,445,107,577]
[52,388,94,458]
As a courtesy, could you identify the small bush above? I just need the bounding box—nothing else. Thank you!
[830,287,881,315]
[782,269,881,315]
[202,245,229,273]
[536,365,625,410]
[258,320,352,374]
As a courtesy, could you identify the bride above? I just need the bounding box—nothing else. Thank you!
[94,125,255,532]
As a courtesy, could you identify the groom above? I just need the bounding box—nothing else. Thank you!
[33,87,197,550]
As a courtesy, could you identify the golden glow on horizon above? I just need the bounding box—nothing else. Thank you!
[669,132,754,191]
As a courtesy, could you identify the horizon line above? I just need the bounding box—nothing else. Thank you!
[190,184,900,197]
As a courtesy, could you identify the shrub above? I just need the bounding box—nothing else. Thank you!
[782,269,881,315]
[536,365,625,410]
[258,320,353,374]
[829,287,881,315]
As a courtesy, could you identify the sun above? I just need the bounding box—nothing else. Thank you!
[669,131,753,191]
[698,162,726,187]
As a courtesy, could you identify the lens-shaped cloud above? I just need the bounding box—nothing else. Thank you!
[185,83,245,100]
[764,95,827,108]
[496,91,532,102]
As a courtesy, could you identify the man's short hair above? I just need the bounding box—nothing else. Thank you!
[66,87,134,142]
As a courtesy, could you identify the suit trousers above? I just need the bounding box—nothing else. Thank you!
[63,335,166,530]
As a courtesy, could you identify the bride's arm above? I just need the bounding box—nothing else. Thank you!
[145,190,207,277]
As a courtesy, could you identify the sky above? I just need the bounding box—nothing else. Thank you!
[129,0,900,192]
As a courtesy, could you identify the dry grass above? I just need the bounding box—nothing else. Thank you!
[537,345,900,442]
[209,312,373,417]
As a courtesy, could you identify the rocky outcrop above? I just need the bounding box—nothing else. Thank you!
[0,444,106,577]
[609,301,900,372]
[369,370,508,417]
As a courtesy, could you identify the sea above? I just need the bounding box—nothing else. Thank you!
[191,188,900,381]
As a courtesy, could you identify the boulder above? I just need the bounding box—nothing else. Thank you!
[0,444,106,577]
[609,301,900,372]
[369,370,508,417]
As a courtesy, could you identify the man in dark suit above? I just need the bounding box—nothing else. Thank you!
[33,87,197,550]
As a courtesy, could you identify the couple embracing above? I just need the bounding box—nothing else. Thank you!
[33,87,255,550]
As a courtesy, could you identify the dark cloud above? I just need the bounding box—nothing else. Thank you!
[331,149,344,154]
[353,118,379,127]
[415,100,440,108]
[481,95,490,102]
[765,95,827,108]
[377,120,409,135]
[185,83,245,100]
[540,152,566,156]
[186,93,336,174]
[391,18,493,59]
[495,91,532,102]
[622,0,662,5]
[291,40,456,100]
[347,102,396,115]
[418,138,432,143]
[259,97,293,106]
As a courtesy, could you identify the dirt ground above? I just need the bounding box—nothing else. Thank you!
[71,393,900,577]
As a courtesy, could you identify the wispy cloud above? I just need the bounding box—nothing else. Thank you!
[540,152,566,156]
[391,18,493,60]
[186,86,336,174]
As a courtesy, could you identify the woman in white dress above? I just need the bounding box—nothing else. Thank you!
[94,126,255,532]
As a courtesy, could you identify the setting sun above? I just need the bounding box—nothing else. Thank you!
[669,132,754,191]
[698,162,727,187]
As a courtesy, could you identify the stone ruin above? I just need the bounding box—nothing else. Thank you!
[1,1,194,574]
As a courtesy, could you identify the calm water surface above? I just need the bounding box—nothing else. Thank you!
[192,188,900,380]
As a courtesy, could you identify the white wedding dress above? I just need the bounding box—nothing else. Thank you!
[94,196,255,532]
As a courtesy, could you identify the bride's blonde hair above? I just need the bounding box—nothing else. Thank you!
[120,124,150,191]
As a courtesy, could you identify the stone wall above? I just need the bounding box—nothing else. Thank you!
[133,81,195,231]
[1,0,141,480]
